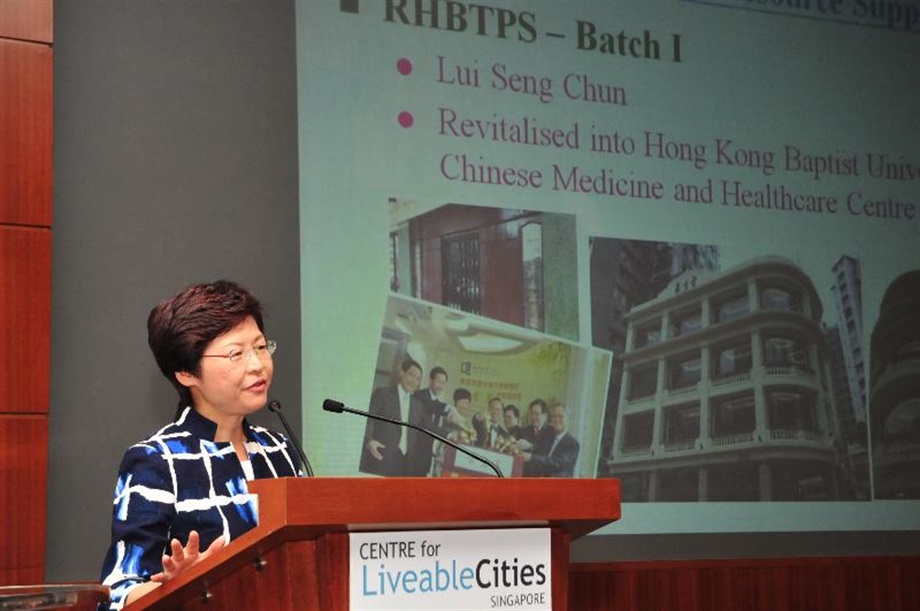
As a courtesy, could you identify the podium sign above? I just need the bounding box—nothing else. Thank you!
[349,528,552,611]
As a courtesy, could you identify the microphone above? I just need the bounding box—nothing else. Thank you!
[322,398,504,478]
[267,400,314,477]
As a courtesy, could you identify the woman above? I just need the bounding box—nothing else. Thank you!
[99,280,302,609]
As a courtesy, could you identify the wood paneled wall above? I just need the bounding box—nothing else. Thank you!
[570,556,920,611]
[0,0,53,586]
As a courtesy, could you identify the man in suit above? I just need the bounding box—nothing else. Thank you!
[410,366,458,476]
[523,403,580,478]
[516,398,553,476]
[503,404,522,439]
[473,397,513,450]
[360,358,424,476]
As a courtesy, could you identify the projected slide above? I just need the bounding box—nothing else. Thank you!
[296,1,919,532]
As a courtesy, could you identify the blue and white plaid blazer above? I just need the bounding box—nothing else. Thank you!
[99,406,302,609]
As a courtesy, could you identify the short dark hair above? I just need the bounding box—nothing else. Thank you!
[429,366,448,380]
[528,398,548,414]
[488,396,503,407]
[400,357,422,374]
[504,404,520,419]
[453,387,472,403]
[147,280,265,405]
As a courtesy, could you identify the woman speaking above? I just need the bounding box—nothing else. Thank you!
[99,280,302,609]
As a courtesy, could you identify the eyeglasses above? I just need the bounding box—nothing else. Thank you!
[201,340,276,365]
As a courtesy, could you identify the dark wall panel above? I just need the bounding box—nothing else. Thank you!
[0,416,48,585]
[48,0,301,582]
[0,0,53,587]
[0,0,52,43]
[0,39,52,226]
[0,226,52,412]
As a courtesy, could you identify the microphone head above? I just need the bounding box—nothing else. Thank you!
[267,400,281,412]
[323,399,345,413]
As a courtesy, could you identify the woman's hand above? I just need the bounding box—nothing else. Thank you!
[122,532,226,605]
[150,530,226,584]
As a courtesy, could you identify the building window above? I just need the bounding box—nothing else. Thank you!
[896,339,920,361]
[714,291,750,323]
[634,320,662,348]
[772,460,833,501]
[714,340,753,378]
[658,468,700,502]
[664,404,700,446]
[712,393,756,437]
[669,352,701,389]
[389,232,400,292]
[763,334,809,369]
[761,285,802,312]
[708,462,760,501]
[412,236,421,297]
[767,389,817,432]
[881,397,920,441]
[627,363,658,400]
[608,330,625,355]
[618,472,650,503]
[521,222,544,332]
[441,231,481,314]
[670,307,702,337]
[623,411,655,449]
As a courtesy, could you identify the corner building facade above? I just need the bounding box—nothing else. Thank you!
[609,257,842,502]
[869,270,920,500]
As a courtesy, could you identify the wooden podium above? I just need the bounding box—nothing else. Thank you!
[128,477,620,611]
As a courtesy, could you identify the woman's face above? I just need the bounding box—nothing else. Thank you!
[176,315,273,423]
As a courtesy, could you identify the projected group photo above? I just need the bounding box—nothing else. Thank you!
[357,294,611,479]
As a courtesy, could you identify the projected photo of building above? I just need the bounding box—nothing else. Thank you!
[591,239,868,502]
[869,270,920,500]
[827,256,870,499]
[388,200,578,341]
[589,238,720,474]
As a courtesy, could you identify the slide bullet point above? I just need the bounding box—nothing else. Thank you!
[398,112,414,128]
[397,58,412,75]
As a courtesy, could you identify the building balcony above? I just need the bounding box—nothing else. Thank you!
[611,430,838,472]
[621,393,656,412]
[663,440,696,453]
[711,431,754,447]
[874,440,920,465]
[614,429,833,457]
[769,428,825,443]
[870,359,920,405]
[764,364,814,378]
[665,383,699,399]
[712,371,752,387]
[619,446,654,459]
